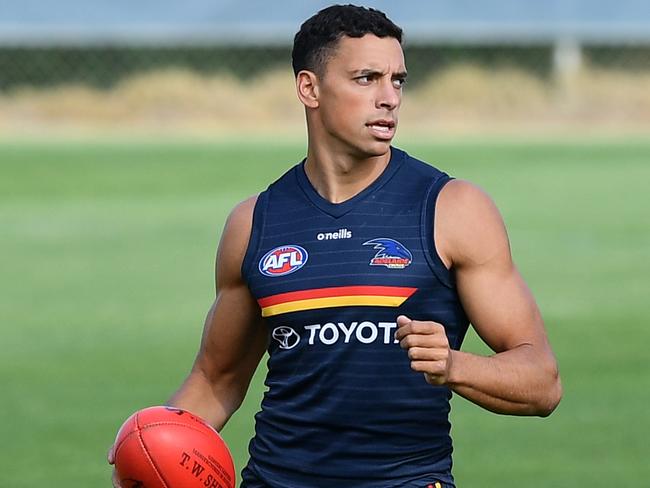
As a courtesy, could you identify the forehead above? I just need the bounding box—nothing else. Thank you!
[327,34,405,72]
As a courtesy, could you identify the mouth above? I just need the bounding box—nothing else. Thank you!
[366,119,396,139]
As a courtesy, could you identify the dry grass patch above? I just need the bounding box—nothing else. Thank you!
[1,65,649,135]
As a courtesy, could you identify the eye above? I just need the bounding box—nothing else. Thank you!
[393,78,407,89]
[355,75,372,85]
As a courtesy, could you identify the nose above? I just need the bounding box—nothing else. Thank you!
[376,78,400,111]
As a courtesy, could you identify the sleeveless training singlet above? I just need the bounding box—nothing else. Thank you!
[239,147,470,488]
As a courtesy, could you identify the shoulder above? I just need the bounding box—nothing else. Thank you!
[225,195,258,231]
[435,179,510,269]
[438,179,499,217]
[216,195,259,285]
[398,148,448,180]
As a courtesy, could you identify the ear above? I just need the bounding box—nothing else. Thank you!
[295,70,320,109]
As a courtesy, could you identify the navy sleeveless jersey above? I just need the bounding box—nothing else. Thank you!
[240,147,469,488]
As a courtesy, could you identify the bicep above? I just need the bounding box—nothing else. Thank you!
[456,256,547,353]
[193,195,267,391]
[194,284,268,388]
[438,180,549,353]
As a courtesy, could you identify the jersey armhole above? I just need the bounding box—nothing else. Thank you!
[240,190,269,283]
[420,174,455,289]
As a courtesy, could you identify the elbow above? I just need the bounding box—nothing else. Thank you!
[535,366,563,417]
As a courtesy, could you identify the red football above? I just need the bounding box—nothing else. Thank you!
[113,406,235,488]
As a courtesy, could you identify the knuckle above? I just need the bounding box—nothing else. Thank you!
[410,322,422,333]
[415,322,430,334]
[433,345,448,358]
[407,347,421,360]
[425,322,443,334]
[433,323,445,334]
[404,336,418,348]
[434,334,448,346]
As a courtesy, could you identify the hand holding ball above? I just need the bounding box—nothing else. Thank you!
[112,406,235,488]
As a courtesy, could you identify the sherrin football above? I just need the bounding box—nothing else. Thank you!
[113,406,235,488]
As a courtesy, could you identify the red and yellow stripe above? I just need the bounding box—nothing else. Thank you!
[258,285,417,318]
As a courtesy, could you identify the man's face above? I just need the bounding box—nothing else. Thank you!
[314,34,406,158]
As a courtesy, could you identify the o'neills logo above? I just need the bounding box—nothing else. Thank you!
[317,228,352,241]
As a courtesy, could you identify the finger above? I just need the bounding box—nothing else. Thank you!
[399,333,449,350]
[409,359,448,377]
[112,468,122,488]
[406,346,449,362]
[107,445,115,464]
[396,315,411,328]
[409,320,445,334]
[395,320,445,340]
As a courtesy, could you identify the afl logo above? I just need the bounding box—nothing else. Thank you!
[259,245,308,277]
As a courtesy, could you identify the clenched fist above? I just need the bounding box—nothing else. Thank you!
[395,315,453,385]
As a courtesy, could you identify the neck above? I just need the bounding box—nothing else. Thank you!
[304,139,391,204]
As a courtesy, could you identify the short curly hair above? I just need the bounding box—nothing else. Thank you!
[292,4,403,76]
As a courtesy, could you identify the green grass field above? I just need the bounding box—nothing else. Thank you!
[1,138,649,487]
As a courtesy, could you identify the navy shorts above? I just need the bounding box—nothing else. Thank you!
[241,462,455,488]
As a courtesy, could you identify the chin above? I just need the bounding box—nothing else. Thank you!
[363,139,393,157]
[347,144,389,161]
[333,130,393,159]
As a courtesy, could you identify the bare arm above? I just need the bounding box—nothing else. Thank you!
[110,197,267,486]
[168,196,268,430]
[396,180,562,416]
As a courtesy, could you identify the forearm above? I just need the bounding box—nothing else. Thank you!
[167,368,243,431]
[446,344,562,416]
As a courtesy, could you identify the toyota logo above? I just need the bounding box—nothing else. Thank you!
[272,326,300,350]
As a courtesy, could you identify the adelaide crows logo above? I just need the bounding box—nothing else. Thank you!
[363,238,412,269]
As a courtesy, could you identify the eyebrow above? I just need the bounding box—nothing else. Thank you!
[351,69,408,79]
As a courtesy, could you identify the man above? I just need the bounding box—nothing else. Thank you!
[111,5,561,487]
